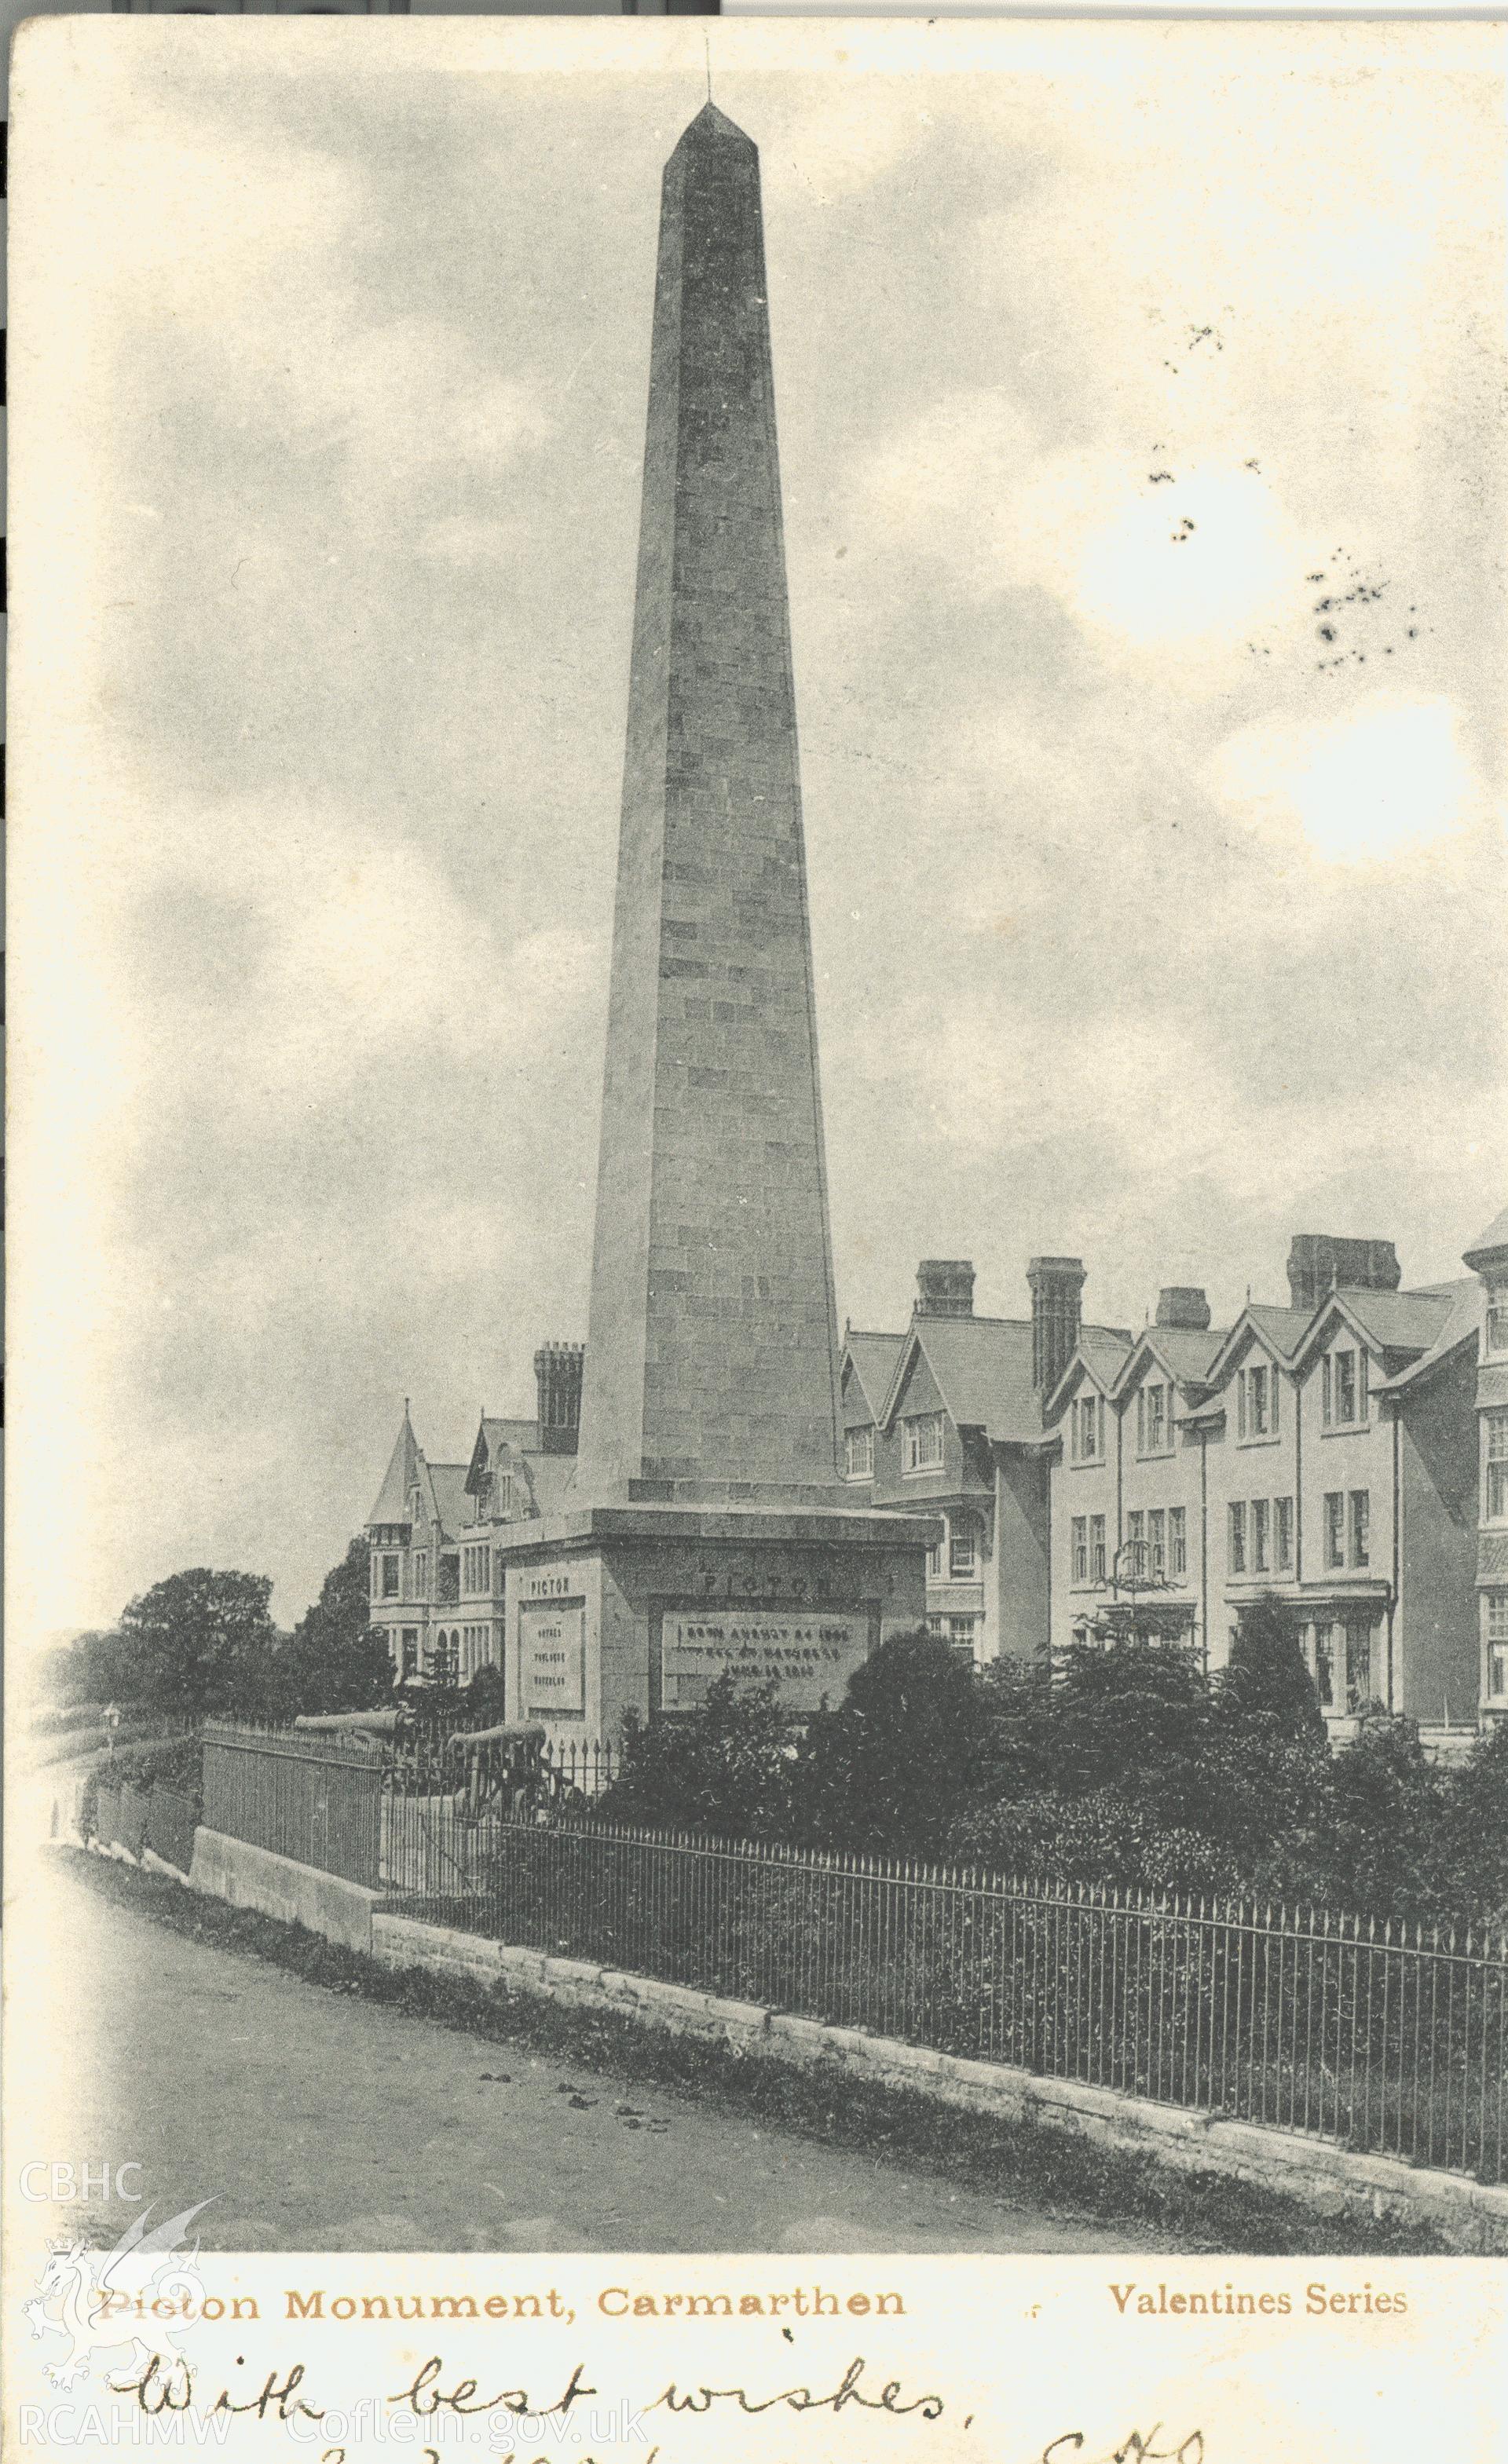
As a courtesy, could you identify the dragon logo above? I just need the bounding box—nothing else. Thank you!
[23,2200,214,2392]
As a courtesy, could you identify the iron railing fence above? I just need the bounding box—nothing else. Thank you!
[382,1804,1507,2186]
[196,1726,1507,2183]
[202,1721,383,1888]
[385,1727,621,1804]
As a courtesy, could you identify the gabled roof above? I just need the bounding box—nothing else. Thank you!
[423,1463,470,1541]
[1376,1278,1480,1392]
[1043,1329,1134,1420]
[367,1406,420,1526]
[1291,1283,1457,1370]
[466,1414,539,1490]
[1110,1322,1228,1400]
[461,1411,579,1523]
[890,1314,1038,1442]
[841,1330,906,1421]
[1199,1302,1310,1390]
[880,1313,1129,1447]
[1464,1205,1508,1269]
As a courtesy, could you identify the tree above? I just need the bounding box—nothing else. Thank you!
[114,1569,284,1717]
[276,1538,395,1716]
[1218,1594,1327,1742]
[1041,1636,1210,1819]
[35,1628,134,1708]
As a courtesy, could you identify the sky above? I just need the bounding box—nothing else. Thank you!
[11,18,1506,1639]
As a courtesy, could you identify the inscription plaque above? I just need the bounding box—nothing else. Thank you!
[521,1599,586,1716]
[661,1609,870,1713]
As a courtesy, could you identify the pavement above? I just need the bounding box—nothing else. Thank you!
[28,1852,1181,2255]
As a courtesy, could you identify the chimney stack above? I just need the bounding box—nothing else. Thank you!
[1287,1235,1400,1314]
[1156,1286,1212,1331]
[915,1259,975,1319]
[1027,1256,1086,1395]
[534,1342,586,1455]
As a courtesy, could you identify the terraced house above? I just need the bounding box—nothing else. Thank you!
[839,1258,1130,1665]
[1464,1205,1508,1724]
[1047,1231,1488,1742]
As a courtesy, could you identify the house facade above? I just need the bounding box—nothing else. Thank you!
[1464,1206,1508,1723]
[840,1257,1129,1665]
[1046,1233,1484,1738]
[365,1344,583,1683]
[364,1216,1502,1734]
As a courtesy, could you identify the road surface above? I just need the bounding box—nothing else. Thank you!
[31,1854,1181,2254]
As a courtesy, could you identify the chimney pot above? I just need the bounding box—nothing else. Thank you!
[533,1341,586,1455]
[1287,1235,1401,1314]
[1156,1285,1211,1331]
[915,1259,975,1318]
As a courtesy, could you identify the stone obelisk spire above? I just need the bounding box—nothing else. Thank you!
[574,104,843,1504]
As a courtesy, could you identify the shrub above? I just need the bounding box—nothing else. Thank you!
[1298,1718,1448,1924]
[947,1786,1247,1899]
[1430,1721,1508,1930]
[598,1677,798,1839]
[1220,1594,1328,1744]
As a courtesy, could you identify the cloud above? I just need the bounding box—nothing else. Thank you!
[123,802,603,1119]
[1213,695,1488,865]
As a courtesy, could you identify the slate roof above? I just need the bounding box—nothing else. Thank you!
[1245,1303,1312,1359]
[1326,1285,1459,1355]
[425,1464,471,1539]
[367,1409,420,1526]
[1113,1323,1228,1396]
[1465,1205,1508,1267]
[883,1314,1131,1446]
[1376,1278,1480,1390]
[516,1452,576,1518]
[842,1330,906,1420]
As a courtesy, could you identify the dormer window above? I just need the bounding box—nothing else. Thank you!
[1322,1345,1368,1428]
[902,1411,946,1473]
[1238,1362,1279,1440]
[1071,1395,1103,1462]
[844,1424,875,1479]
[1486,1283,1508,1360]
[1136,1381,1170,1456]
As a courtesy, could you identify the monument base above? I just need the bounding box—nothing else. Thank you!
[494,1503,937,1743]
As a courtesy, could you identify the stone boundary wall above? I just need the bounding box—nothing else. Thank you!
[372,1910,1508,2256]
[189,1828,380,1954]
[174,1830,1506,2254]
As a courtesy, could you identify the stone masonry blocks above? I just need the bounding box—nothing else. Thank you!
[574,104,843,1504]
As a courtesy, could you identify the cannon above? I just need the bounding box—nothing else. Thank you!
[442,1721,584,1819]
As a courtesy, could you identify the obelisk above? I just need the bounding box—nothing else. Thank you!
[500,104,932,1741]
[574,103,843,1505]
